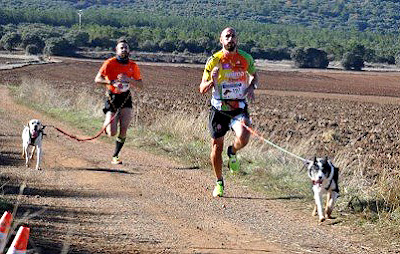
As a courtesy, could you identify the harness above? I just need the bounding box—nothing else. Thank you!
[29,129,44,146]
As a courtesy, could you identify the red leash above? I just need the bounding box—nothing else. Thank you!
[48,112,119,142]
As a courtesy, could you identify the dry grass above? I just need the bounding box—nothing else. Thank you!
[8,76,400,230]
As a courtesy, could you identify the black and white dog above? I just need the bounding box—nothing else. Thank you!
[306,157,339,222]
[22,119,45,170]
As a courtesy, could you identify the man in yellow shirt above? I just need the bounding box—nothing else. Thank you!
[199,27,259,197]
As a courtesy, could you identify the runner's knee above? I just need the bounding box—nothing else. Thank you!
[116,135,126,143]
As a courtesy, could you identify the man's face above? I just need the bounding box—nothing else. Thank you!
[220,29,237,52]
[116,42,130,58]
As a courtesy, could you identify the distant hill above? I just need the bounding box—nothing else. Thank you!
[1,0,400,64]
[1,0,400,33]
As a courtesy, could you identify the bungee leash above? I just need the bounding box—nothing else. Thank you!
[47,90,132,142]
[239,121,311,164]
[217,106,311,164]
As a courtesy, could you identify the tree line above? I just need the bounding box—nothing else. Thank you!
[1,6,400,69]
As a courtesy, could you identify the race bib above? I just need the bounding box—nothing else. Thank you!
[220,82,245,100]
[114,81,130,93]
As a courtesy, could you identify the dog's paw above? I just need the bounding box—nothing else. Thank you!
[312,207,318,216]
[319,217,326,223]
[36,167,42,170]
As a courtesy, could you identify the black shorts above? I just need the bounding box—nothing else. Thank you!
[103,91,133,114]
[208,106,250,139]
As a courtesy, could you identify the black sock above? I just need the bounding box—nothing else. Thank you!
[227,145,235,156]
[113,136,126,157]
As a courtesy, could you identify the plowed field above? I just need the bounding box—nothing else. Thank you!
[1,58,399,253]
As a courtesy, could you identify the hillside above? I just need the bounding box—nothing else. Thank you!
[1,0,400,33]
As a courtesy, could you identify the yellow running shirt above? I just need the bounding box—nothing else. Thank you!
[202,49,256,111]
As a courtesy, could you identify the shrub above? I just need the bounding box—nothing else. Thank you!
[64,30,89,47]
[395,53,400,67]
[341,52,364,70]
[291,47,329,68]
[43,37,75,56]
[140,40,159,52]
[21,33,45,51]
[158,39,176,52]
[25,44,41,55]
[0,32,21,51]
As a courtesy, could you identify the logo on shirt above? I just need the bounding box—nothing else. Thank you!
[225,71,246,79]
[222,63,231,69]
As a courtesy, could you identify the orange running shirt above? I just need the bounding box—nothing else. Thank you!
[99,57,142,94]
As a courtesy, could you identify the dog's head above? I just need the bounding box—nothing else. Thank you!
[306,157,334,186]
[27,119,44,138]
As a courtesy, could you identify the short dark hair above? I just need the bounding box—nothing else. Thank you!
[116,38,128,45]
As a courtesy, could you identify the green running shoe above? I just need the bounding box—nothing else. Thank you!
[111,156,122,165]
[227,146,240,173]
[212,180,224,197]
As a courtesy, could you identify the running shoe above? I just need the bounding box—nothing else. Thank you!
[111,156,122,165]
[227,146,240,173]
[212,180,224,197]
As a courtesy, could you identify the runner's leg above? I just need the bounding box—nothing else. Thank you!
[211,136,224,180]
[112,107,132,158]
[104,111,118,137]
[231,117,251,154]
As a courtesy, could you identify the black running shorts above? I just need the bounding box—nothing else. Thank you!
[208,106,250,139]
[103,91,133,114]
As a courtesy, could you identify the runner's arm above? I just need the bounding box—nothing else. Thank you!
[245,72,258,101]
[199,67,219,94]
[94,71,112,86]
[199,79,214,94]
[119,74,143,90]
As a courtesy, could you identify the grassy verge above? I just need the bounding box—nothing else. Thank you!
[7,77,400,235]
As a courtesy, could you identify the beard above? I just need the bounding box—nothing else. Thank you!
[119,51,129,58]
[225,42,236,52]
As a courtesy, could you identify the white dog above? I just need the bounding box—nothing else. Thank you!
[22,119,45,170]
[306,157,339,222]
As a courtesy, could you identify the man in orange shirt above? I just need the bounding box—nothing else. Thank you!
[95,38,142,164]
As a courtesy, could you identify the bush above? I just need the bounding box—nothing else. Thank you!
[0,32,21,51]
[25,44,41,55]
[89,37,114,49]
[291,47,329,68]
[43,37,75,56]
[158,39,176,52]
[395,53,400,67]
[140,40,159,52]
[21,33,45,51]
[341,52,364,70]
[65,31,89,47]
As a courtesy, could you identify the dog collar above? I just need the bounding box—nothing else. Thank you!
[29,130,43,145]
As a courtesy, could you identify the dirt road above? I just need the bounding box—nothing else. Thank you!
[0,60,397,253]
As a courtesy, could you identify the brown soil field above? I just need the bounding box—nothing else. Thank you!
[1,58,400,253]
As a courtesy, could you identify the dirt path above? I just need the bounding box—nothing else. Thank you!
[0,64,395,253]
